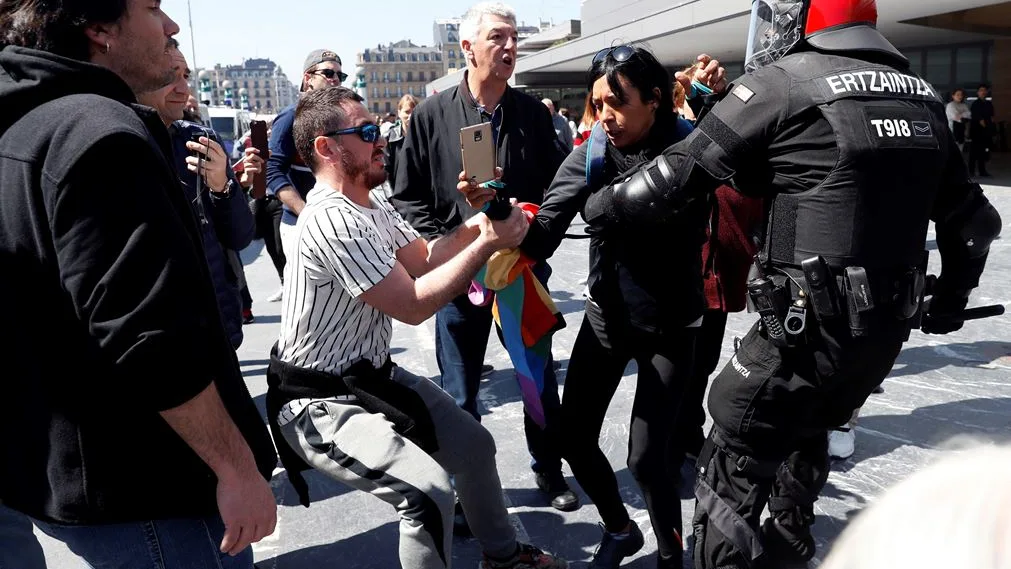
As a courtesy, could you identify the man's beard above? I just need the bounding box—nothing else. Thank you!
[340,148,387,189]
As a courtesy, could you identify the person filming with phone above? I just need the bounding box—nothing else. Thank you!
[135,40,263,350]
[390,1,576,529]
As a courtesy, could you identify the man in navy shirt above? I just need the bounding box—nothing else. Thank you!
[267,48,347,263]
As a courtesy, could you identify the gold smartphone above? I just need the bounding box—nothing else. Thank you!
[459,123,496,185]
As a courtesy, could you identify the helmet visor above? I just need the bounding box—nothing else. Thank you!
[745,0,805,73]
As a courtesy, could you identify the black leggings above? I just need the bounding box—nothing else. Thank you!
[561,301,697,558]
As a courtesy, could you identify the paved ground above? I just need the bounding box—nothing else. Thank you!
[36,159,1011,568]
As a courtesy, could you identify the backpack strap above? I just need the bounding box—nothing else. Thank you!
[584,122,608,189]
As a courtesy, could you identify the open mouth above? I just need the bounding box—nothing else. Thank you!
[501,55,514,67]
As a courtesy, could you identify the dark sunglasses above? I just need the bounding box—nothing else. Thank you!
[592,45,635,66]
[324,123,381,143]
[313,68,349,83]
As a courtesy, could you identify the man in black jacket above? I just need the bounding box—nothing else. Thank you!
[391,1,576,517]
[0,2,277,567]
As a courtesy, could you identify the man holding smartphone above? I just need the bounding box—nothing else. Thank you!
[136,40,264,349]
[391,1,575,523]
[267,48,347,268]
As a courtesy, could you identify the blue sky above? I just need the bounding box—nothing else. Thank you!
[162,0,579,86]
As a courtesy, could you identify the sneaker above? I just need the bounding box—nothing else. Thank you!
[535,471,579,512]
[828,429,855,460]
[454,500,472,538]
[479,543,568,569]
[481,364,495,377]
[589,522,645,569]
[242,309,254,324]
[266,288,283,302]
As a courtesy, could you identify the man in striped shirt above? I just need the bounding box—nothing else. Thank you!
[270,86,567,569]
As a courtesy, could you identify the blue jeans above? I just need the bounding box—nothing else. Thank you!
[0,504,46,569]
[434,262,563,474]
[32,515,253,569]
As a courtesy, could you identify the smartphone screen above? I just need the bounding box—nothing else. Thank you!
[459,123,496,185]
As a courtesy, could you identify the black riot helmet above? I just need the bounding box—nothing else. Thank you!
[744,0,906,73]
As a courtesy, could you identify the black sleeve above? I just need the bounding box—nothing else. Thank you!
[49,133,220,411]
[520,146,592,261]
[391,108,440,238]
[930,129,1002,295]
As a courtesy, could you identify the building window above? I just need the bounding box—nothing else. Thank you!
[254,80,259,88]
[418,71,425,81]
[373,102,379,112]
[409,86,414,96]
[373,87,378,98]
[400,54,406,62]
[449,49,456,59]
[384,72,389,82]
[412,53,418,62]
[924,48,952,87]
[384,87,390,97]
[264,81,271,89]
[449,62,456,69]
[371,71,378,82]
[243,81,249,88]
[376,54,382,62]
[396,71,402,82]
[397,86,403,97]
[266,100,272,109]
[385,101,392,113]
[955,45,985,87]
[407,71,413,82]
[423,54,429,62]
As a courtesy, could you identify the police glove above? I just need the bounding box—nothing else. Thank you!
[921,294,969,335]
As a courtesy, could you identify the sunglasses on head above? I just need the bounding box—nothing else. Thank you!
[313,68,349,83]
[324,123,381,143]
[592,45,636,66]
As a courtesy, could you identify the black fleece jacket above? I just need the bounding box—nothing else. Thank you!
[0,46,275,524]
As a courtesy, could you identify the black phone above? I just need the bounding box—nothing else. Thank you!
[190,129,210,161]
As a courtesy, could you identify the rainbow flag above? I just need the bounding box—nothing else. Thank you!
[470,216,565,428]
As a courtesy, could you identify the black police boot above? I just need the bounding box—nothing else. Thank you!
[589,522,645,569]
[534,470,579,511]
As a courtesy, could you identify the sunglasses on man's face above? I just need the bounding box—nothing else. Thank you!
[313,68,349,83]
[324,123,381,144]
[592,45,635,66]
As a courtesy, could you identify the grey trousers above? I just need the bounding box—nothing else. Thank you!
[279,367,517,569]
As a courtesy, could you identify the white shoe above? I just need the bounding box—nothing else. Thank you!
[266,288,283,302]
[828,429,856,460]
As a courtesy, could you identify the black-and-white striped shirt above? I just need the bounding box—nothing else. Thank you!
[276,183,418,377]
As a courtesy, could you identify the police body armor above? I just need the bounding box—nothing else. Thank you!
[756,53,947,336]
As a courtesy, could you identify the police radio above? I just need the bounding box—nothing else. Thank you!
[747,257,788,347]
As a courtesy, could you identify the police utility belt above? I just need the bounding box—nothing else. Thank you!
[747,255,926,347]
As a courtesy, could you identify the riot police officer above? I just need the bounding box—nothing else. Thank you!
[582,1,1003,568]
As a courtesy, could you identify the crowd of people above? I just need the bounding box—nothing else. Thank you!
[0,1,1004,569]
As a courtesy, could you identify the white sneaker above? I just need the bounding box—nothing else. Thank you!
[828,429,856,460]
[266,288,283,302]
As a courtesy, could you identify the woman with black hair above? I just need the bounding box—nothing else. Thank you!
[461,45,725,569]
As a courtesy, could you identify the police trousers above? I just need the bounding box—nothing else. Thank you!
[692,313,908,569]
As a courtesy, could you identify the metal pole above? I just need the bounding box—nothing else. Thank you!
[187,0,198,70]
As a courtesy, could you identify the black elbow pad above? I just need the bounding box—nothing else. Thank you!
[611,154,678,225]
[960,198,1002,258]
